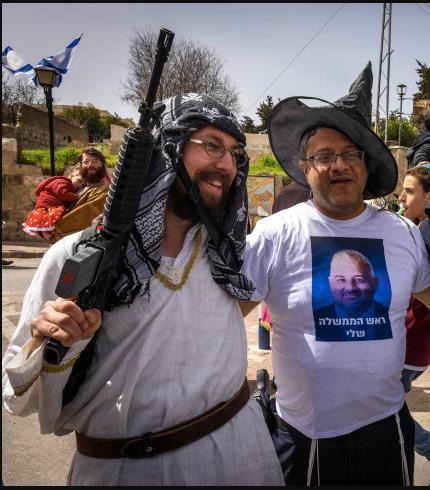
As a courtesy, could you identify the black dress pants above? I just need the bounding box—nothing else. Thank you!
[272,403,415,486]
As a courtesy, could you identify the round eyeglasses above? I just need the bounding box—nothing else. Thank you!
[302,150,366,170]
[189,139,249,167]
[81,159,102,166]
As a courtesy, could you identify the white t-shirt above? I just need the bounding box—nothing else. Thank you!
[243,201,430,439]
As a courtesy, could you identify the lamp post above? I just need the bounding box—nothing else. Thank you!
[34,67,56,176]
[397,83,407,146]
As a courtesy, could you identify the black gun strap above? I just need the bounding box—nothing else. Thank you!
[62,331,99,406]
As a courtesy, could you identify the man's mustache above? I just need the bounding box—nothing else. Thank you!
[194,169,231,192]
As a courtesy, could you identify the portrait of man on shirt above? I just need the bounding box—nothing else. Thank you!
[312,237,391,341]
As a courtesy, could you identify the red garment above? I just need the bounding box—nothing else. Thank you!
[33,176,78,209]
[22,206,67,234]
[405,297,430,367]
[22,177,78,235]
[260,304,272,330]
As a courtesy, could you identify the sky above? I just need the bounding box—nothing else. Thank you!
[2,3,429,125]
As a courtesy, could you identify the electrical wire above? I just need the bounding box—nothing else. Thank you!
[415,3,430,16]
[243,3,346,116]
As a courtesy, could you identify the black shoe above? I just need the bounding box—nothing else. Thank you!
[2,260,13,266]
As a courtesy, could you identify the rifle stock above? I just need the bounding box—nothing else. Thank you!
[43,28,175,365]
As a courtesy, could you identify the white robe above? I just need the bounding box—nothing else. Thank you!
[2,225,284,486]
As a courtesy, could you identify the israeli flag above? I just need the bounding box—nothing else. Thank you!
[2,46,35,77]
[31,34,83,87]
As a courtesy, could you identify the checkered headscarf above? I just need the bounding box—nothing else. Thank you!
[108,93,255,307]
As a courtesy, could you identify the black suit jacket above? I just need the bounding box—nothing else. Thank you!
[314,301,389,319]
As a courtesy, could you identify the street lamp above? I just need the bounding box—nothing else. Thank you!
[34,67,56,176]
[397,83,407,146]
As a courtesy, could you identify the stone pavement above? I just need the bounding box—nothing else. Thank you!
[2,240,49,259]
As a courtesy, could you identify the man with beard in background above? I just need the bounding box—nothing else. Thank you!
[47,147,110,244]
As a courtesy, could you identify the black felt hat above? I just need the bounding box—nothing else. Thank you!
[268,62,398,200]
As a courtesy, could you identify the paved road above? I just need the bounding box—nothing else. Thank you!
[2,255,429,485]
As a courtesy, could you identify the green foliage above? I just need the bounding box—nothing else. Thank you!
[104,153,118,167]
[19,149,66,175]
[240,116,257,134]
[373,114,420,147]
[54,147,82,168]
[385,194,400,212]
[255,95,274,133]
[413,59,430,100]
[249,153,287,177]
[62,106,129,143]
[19,149,48,166]
[19,146,118,175]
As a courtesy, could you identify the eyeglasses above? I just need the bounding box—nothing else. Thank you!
[189,139,249,167]
[302,150,366,170]
[81,159,102,166]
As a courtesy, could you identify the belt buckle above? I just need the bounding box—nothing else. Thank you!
[120,433,156,459]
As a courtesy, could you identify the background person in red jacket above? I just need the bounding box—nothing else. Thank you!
[22,171,85,240]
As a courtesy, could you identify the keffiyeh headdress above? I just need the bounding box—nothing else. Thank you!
[108,93,255,306]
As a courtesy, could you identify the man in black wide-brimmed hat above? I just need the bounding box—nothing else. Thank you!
[240,62,430,485]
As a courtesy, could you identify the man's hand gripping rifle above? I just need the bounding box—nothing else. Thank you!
[43,28,175,365]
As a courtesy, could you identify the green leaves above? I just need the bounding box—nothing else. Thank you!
[373,114,420,147]
[249,154,287,177]
[19,146,117,175]
[62,106,128,142]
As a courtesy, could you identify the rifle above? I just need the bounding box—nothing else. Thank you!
[43,28,175,365]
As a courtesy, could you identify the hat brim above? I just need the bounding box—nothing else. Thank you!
[268,97,398,200]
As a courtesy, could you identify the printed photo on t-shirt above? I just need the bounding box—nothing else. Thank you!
[311,237,392,342]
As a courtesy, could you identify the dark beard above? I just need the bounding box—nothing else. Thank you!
[80,165,106,184]
[169,173,235,227]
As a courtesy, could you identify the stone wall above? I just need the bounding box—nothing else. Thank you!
[1,124,20,154]
[389,146,408,197]
[2,138,45,242]
[412,99,430,117]
[244,133,272,162]
[109,124,127,154]
[6,104,89,151]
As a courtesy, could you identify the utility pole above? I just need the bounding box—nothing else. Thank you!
[375,3,393,143]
